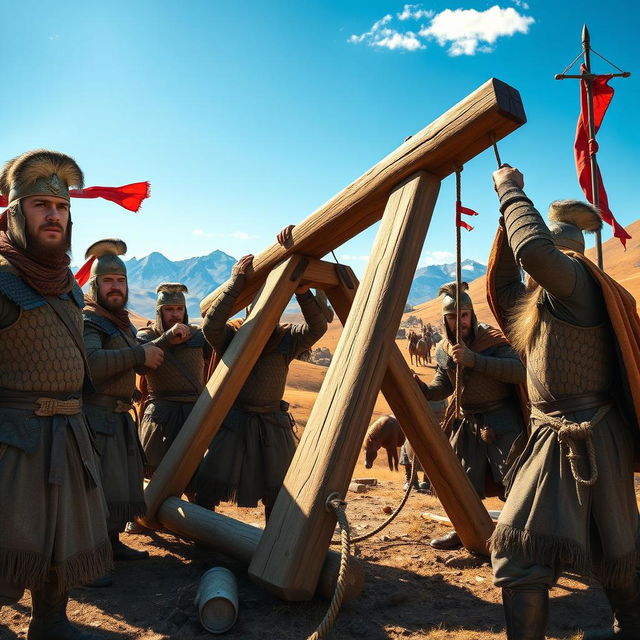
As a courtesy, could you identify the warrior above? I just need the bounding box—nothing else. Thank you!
[0,150,111,639]
[413,281,526,550]
[136,283,210,476]
[488,165,640,640]
[193,250,328,521]
[82,239,164,567]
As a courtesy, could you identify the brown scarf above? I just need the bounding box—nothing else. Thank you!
[0,231,73,296]
[84,297,133,332]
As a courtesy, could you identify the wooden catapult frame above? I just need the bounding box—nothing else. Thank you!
[140,78,526,602]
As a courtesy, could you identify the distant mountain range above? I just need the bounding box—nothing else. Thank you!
[77,251,486,319]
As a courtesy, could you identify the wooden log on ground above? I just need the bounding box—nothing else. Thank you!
[327,268,494,554]
[142,256,306,528]
[248,171,440,600]
[201,78,525,315]
[158,497,364,603]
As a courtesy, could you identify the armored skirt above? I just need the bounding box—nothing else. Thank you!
[84,405,146,533]
[491,404,639,589]
[0,411,112,600]
[194,406,297,509]
[139,399,195,476]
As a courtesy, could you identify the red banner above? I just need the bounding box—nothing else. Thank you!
[574,65,630,246]
[0,181,150,212]
[456,200,479,231]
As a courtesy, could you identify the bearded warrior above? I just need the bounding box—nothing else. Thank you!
[488,166,640,640]
[193,252,328,521]
[413,282,526,551]
[81,240,164,567]
[0,150,111,639]
[136,283,210,476]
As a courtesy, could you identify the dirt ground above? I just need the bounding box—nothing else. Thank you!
[2,464,638,639]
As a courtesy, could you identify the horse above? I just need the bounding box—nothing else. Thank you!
[363,415,405,471]
[408,331,424,366]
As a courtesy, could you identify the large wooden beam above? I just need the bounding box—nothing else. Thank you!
[201,78,525,315]
[327,269,494,555]
[142,255,306,528]
[158,497,365,603]
[248,171,441,600]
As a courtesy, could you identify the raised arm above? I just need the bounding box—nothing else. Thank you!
[286,290,328,359]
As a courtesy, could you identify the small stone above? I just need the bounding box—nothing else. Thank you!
[382,506,393,515]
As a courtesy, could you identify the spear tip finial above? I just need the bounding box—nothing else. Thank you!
[582,24,590,46]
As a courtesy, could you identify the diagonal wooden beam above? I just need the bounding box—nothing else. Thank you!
[249,171,441,600]
[201,78,525,316]
[141,255,307,528]
[327,267,494,555]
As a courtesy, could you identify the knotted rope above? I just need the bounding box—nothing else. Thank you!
[530,404,610,486]
[307,494,351,640]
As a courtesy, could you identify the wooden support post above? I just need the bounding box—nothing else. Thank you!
[142,255,307,528]
[248,171,440,600]
[158,497,364,603]
[201,78,525,316]
[327,269,494,554]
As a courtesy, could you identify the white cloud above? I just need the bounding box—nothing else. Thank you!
[349,4,533,55]
[462,263,475,271]
[420,6,534,56]
[398,4,434,20]
[374,31,424,51]
[192,229,256,240]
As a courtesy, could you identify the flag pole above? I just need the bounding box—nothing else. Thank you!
[454,168,462,420]
[582,25,604,268]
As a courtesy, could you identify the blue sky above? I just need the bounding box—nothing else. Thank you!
[3,0,638,275]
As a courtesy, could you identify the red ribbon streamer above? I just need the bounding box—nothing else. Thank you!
[0,181,150,212]
[74,255,96,287]
[456,200,479,231]
[574,65,630,247]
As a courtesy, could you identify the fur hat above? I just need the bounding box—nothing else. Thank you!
[547,200,603,254]
[0,149,83,249]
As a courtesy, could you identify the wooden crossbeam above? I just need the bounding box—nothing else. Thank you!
[158,497,364,603]
[248,171,441,600]
[201,78,525,316]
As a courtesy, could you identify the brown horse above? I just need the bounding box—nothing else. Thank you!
[408,331,423,366]
[363,415,405,470]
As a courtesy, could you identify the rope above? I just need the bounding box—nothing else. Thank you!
[454,167,463,419]
[330,458,417,546]
[559,49,586,75]
[530,404,611,487]
[307,495,351,640]
[590,47,626,73]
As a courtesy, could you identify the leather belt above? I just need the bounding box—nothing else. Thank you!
[85,394,133,413]
[531,392,610,417]
[147,393,199,404]
[234,402,281,414]
[461,399,508,417]
[0,392,82,416]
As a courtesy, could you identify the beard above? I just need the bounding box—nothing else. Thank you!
[25,224,71,262]
[98,290,128,312]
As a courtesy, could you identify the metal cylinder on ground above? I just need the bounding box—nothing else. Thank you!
[195,567,239,634]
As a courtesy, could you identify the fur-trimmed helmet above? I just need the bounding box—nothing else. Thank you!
[84,239,128,304]
[0,149,83,249]
[155,282,188,330]
[547,200,603,254]
[439,281,477,342]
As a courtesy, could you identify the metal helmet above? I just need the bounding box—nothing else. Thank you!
[0,149,83,249]
[439,281,477,342]
[155,282,188,330]
[84,238,128,304]
[547,200,603,254]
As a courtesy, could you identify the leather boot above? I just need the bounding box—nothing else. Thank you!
[28,584,98,640]
[502,587,548,640]
[584,575,640,640]
[110,532,149,561]
[430,530,462,550]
